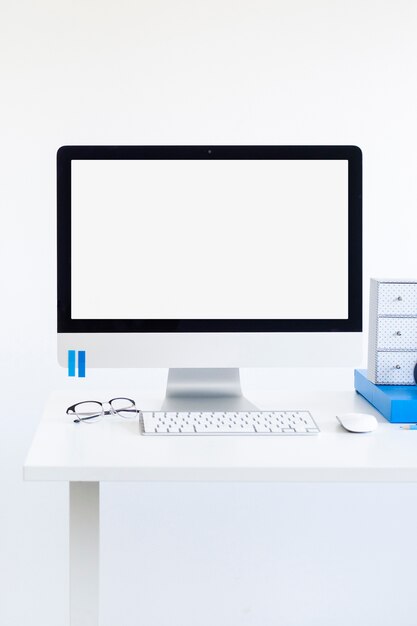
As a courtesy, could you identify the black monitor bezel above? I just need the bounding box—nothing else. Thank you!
[57,145,362,333]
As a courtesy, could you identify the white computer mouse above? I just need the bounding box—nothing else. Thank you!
[336,412,378,433]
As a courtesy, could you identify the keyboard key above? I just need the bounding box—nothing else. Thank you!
[195,424,209,433]
[238,423,256,432]
[254,424,272,433]
[179,425,195,433]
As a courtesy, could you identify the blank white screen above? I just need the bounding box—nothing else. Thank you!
[71,159,348,319]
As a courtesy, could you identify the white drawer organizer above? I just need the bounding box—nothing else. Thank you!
[368,279,417,384]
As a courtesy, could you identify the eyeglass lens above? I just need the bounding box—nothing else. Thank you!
[110,397,138,419]
[73,401,103,423]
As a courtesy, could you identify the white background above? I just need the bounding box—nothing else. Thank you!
[1,1,417,625]
[72,159,348,319]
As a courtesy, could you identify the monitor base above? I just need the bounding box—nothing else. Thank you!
[161,368,258,411]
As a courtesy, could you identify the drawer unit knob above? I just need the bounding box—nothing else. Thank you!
[397,296,403,301]
[396,331,402,336]
[395,364,401,369]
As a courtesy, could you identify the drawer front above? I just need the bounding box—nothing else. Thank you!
[377,318,417,350]
[378,283,417,316]
[376,352,417,385]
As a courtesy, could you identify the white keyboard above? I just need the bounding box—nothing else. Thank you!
[141,410,319,435]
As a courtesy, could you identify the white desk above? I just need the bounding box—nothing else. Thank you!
[23,389,417,626]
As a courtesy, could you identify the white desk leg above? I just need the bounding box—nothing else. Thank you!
[70,482,100,626]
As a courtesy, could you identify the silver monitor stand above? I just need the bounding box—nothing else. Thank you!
[161,368,258,411]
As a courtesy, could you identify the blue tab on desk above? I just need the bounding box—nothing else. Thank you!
[68,350,76,377]
[355,369,417,423]
[78,351,86,378]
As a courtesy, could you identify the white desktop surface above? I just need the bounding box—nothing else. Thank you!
[24,389,417,483]
[23,388,417,626]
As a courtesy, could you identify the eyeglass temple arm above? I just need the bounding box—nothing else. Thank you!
[73,411,111,423]
[72,410,112,423]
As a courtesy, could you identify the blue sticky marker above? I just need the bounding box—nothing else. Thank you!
[68,350,76,377]
[78,351,86,378]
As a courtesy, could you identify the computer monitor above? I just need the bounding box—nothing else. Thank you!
[57,145,362,409]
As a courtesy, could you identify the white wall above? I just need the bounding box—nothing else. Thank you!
[1,1,417,624]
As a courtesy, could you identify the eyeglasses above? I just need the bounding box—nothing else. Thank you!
[67,397,139,423]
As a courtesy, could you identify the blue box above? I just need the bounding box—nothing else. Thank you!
[354,369,417,423]
[68,350,76,377]
[78,350,86,378]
